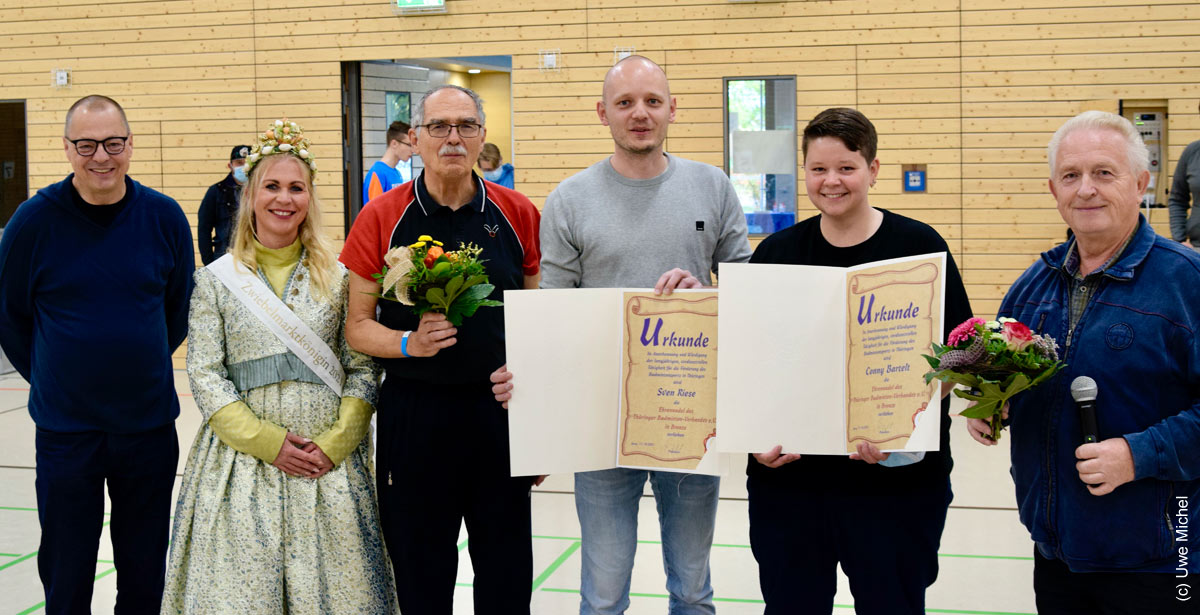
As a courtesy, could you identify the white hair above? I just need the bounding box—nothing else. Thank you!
[1047,110,1149,175]
[411,85,486,133]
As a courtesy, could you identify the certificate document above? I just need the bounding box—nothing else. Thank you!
[618,292,719,470]
[504,289,722,477]
[844,258,942,450]
[715,253,945,455]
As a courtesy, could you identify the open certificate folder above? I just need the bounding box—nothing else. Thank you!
[715,253,946,455]
[504,289,722,477]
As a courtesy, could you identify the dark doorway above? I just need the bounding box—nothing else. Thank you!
[0,101,28,227]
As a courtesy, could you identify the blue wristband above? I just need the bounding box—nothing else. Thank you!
[401,331,411,357]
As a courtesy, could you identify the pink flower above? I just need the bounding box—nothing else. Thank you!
[1002,320,1034,351]
[947,317,985,346]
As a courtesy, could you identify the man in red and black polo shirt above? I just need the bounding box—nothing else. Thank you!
[341,84,541,615]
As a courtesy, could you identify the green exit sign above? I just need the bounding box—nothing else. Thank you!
[396,0,446,13]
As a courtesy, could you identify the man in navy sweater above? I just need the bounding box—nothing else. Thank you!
[0,95,193,614]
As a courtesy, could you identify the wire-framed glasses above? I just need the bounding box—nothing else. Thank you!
[420,122,481,138]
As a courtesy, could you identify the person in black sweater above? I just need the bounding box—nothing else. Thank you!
[747,108,973,614]
[0,95,193,614]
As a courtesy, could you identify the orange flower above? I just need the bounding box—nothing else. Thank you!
[423,245,445,268]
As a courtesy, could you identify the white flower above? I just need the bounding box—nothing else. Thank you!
[998,317,1016,323]
[278,143,293,152]
[261,145,274,155]
[247,153,260,164]
[298,149,308,158]
[984,320,1001,330]
[309,160,317,170]
[275,119,283,127]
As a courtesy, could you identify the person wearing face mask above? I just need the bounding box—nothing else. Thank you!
[478,142,514,188]
[197,145,250,265]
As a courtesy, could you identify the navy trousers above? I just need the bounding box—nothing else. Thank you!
[34,423,178,615]
[1034,549,1194,615]
[375,379,534,615]
[747,471,952,615]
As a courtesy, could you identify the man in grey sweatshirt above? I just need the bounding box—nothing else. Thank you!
[493,55,750,614]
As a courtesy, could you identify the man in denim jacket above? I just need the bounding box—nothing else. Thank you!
[968,111,1200,614]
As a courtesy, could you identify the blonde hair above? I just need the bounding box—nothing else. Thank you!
[479,142,502,167]
[230,155,338,301]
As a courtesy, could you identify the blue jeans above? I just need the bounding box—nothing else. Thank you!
[575,468,718,615]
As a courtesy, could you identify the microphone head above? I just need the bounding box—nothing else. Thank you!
[1070,376,1098,402]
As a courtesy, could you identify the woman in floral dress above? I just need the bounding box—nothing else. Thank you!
[161,120,397,614]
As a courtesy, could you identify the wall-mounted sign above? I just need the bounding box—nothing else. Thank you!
[902,164,927,193]
[395,0,446,15]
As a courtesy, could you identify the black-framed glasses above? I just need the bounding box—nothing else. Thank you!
[67,136,129,156]
[420,122,481,138]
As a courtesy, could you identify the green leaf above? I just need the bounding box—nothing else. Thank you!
[446,301,467,327]
[425,287,447,307]
[924,370,981,389]
[431,261,452,278]
[959,398,1003,419]
[455,283,495,304]
[444,276,464,302]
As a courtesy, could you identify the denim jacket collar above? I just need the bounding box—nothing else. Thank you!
[1040,214,1153,283]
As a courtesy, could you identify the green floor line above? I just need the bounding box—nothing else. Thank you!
[712,542,752,549]
[539,588,1032,614]
[456,538,468,552]
[455,582,471,587]
[1,552,21,557]
[531,540,581,591]
[14,565,117,614]
[0,506,37,512]
[542,587,771,605]
[531,534,578,541]
[0,551,35,571]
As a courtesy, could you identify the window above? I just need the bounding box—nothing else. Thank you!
[386,91,411,125]
[723,77,797,234]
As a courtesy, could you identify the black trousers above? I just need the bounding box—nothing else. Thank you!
[34,423,178,615]
[1034,549,1195,614]
[376,379,534,615]
[747,471,952,615]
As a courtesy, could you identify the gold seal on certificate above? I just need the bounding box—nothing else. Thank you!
[618,292,719,471]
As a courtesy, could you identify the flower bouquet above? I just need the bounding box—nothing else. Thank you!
[372,235,502,326]
[923,317,1064,441]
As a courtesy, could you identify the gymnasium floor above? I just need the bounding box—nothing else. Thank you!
[0,369,1037,614]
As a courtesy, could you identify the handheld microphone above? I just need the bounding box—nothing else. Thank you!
[1070,376,1100,444]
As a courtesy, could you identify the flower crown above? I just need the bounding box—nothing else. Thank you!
[244,118,317,180]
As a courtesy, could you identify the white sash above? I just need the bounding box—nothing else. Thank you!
[208,254,345,396]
